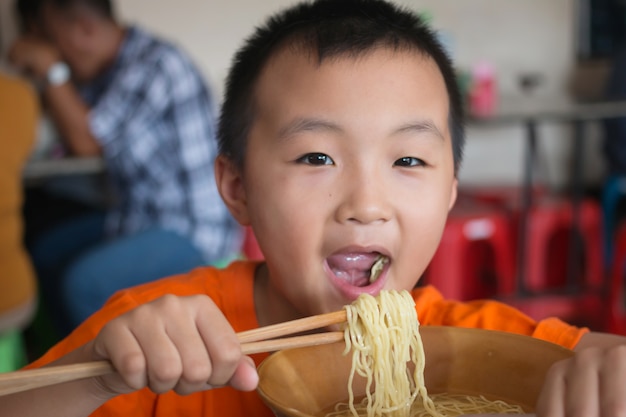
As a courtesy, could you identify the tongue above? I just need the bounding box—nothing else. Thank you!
[327,253,381,287]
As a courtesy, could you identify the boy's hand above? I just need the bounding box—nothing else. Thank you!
[88,294,259,398]
[536,343,626,417]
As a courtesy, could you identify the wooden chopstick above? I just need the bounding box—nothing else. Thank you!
[0,310,347,397]
[237,309,346,343]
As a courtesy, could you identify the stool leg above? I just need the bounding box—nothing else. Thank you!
[581,202,604,289]
[603,176,625,266]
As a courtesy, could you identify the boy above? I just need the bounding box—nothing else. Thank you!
[4,0,626,416]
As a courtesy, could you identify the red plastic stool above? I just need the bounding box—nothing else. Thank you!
[460,186,603,293]
[242,226,264,260]
[606,222,626,335]
[423,199,516,301]
[459,184,548,213]
[484,195,606,329]
[523,197,604,292]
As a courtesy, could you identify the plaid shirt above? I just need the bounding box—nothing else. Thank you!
[80,26,242,262]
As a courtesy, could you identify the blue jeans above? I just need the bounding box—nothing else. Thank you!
[30,213,209,335]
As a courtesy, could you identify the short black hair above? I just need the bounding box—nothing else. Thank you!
[14,0,114,25]
[15,0,41,32]
[218,0,465,175]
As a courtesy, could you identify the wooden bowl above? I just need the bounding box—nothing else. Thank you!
[256,326,573,417]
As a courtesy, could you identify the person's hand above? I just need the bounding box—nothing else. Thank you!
[86,294,259,398]
[536,345,626,416]
[8,36,61,79]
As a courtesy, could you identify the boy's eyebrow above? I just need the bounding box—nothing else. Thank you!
[278,117,342,140]
[394,120,444,140]
[278,117,445,140]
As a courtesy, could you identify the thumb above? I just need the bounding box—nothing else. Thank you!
[229,356,259,392]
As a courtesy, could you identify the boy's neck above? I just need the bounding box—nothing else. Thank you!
[253,263,304,327]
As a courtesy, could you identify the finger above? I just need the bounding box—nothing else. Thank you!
[7,46,25,68]
[562,349,600,417]
[94,323,148,392]
[536,360,567,417]
[7,39,33,67]
[599,345,626,417]
[194,297,243,387]
[127,306,184,394]
[164,308,214,395]
[229,356,259,392]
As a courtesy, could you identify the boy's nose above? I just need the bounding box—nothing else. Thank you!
[335,172,392,225]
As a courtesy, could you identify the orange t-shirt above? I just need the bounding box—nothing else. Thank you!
[27,260,587,416]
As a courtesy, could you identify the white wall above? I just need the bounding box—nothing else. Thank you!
[0,0,607,189]
[111,0,577,99]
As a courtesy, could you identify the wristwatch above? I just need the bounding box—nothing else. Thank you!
[46,61,71,86]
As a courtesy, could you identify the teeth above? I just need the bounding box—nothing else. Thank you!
[369,255,388,283]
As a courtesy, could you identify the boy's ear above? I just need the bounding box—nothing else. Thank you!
[448,178,458,211]
[215,155,251,225]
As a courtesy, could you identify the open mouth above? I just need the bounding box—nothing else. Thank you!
[326,252,390,288]
[369,255,389,283]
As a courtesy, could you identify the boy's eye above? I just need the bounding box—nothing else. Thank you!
[394,156,424,167]
[296,153,334,165]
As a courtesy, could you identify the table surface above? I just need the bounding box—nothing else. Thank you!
[23,156,104,182]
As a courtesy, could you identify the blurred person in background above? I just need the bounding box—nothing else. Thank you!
[8,0,242,338]
[0,72,39,340]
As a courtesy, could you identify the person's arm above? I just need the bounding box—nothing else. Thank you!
[41,81,101,156]
[9,36,102,156]
[1,343,113,417]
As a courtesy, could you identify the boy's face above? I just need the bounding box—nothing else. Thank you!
[219,47,457,319]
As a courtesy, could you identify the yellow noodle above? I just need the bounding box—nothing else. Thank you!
[324,290,524,417]
[326,393,524,417]
[412,393,524,417]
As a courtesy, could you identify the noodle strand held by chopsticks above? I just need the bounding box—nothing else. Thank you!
[332,290,437,417]
[324,290,524,417]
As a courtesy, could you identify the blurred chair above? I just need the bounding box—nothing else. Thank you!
[422,196,516,301]
[460,186,603,293]
[458,185,605,329]
[522,196,603,293]
[0,73,40,370]
[606,220,626,335]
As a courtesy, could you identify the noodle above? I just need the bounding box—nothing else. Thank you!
[414,393,524,417]
[323,290,524,417]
